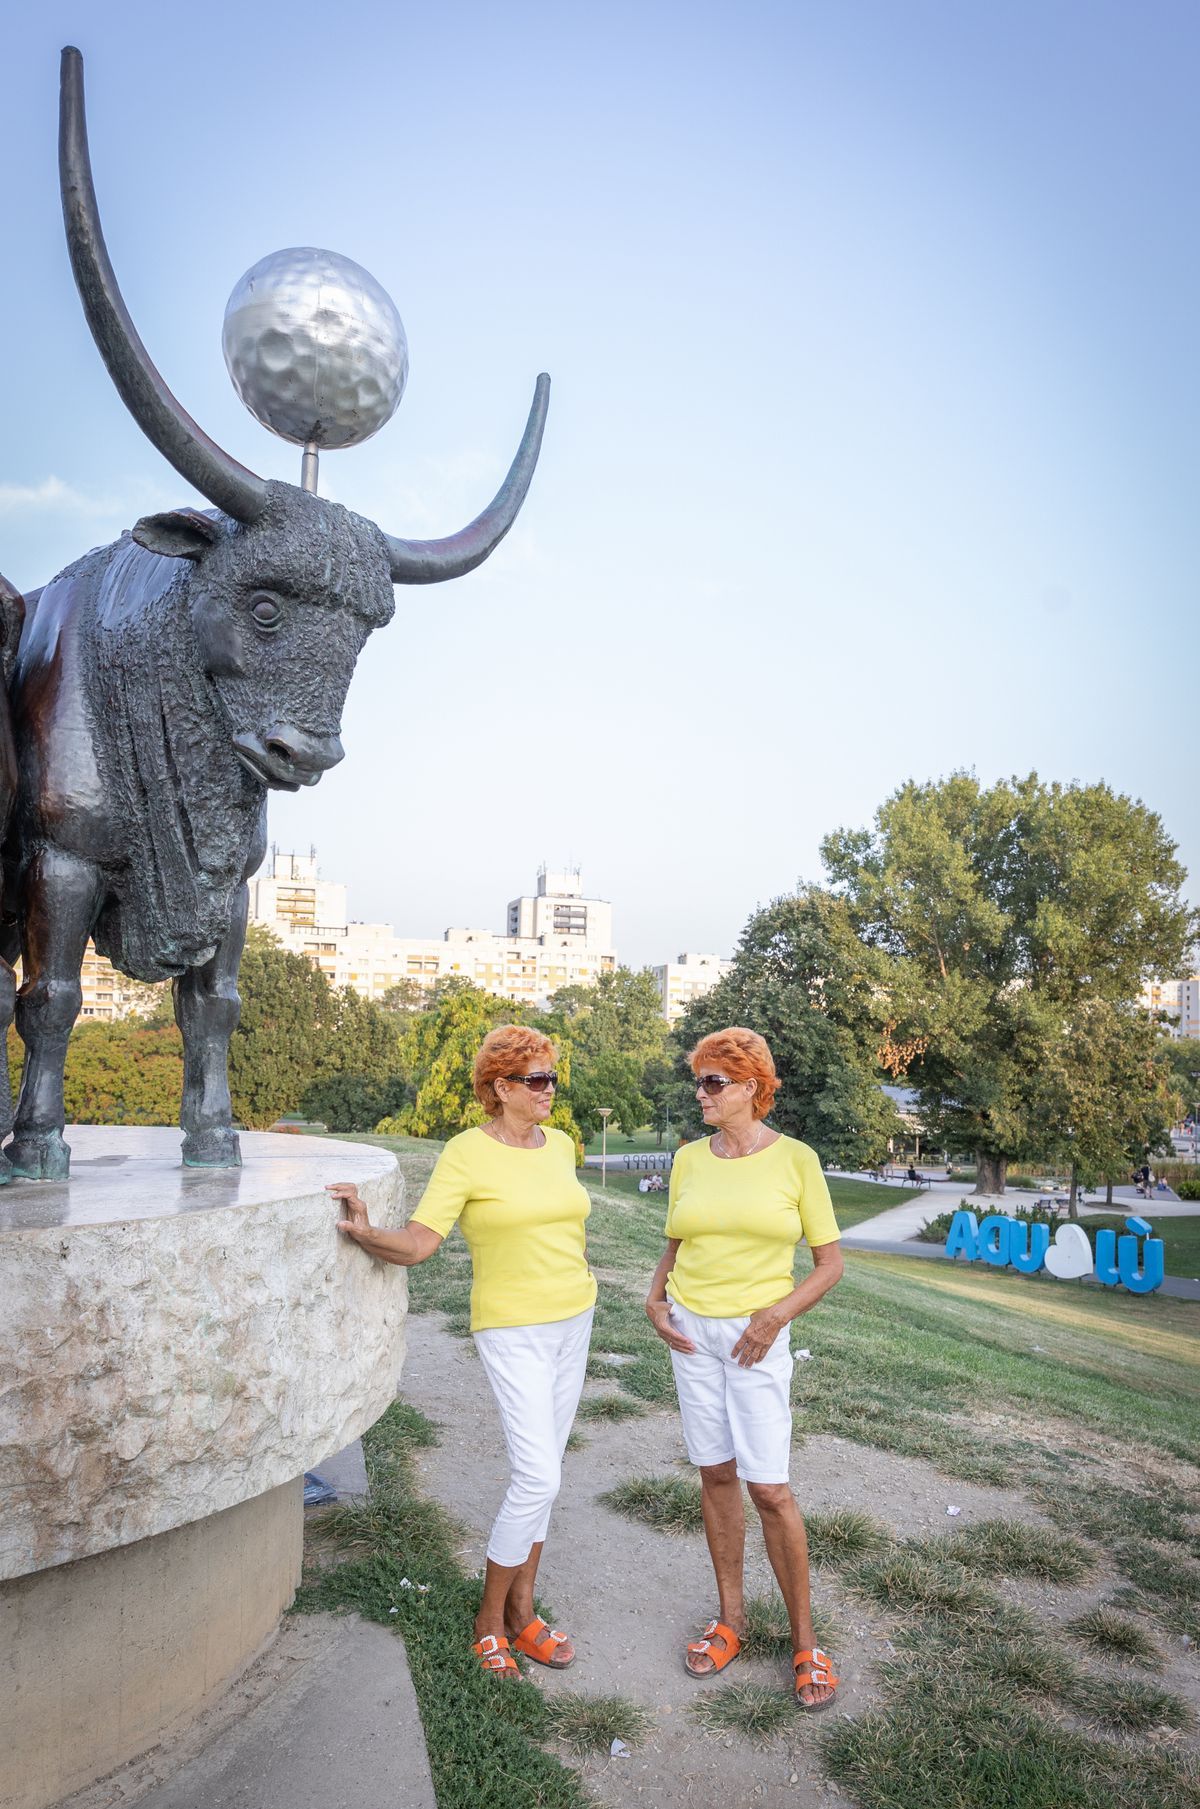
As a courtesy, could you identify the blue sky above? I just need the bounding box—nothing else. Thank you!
[3,1,1196,968]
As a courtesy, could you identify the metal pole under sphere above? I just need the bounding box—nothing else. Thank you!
[301,440,320,493]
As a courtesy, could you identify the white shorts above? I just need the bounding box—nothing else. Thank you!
[666,1296,793,1484]
[473,1306,594,1567]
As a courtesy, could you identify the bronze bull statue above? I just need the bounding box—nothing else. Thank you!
[0,50,548,1180]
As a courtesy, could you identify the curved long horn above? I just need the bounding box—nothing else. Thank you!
[59,47,267,524]
[385,374,550,583]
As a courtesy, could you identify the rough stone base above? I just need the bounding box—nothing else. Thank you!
[0,1478,302,1809]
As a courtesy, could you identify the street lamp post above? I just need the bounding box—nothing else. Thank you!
[598,1108,612,1189]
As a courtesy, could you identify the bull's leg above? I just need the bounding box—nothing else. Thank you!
[9,849,103,1180]
[0,953,17,1183]
[174,882,247,1168]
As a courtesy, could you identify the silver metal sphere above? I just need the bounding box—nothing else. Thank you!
[222,248,408,450]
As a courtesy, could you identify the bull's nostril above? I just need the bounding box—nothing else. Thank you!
[265,739,293,764]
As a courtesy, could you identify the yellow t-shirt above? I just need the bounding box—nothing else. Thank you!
[409,1125,597,1332]
[663,1133,840,1318]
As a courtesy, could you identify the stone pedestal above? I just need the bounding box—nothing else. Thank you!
[0,1127,407,1809]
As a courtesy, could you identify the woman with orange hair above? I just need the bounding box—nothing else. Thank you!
[644,1026,844,1710]
[329,1024,595,1679]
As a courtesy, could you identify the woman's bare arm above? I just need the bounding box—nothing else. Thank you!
[327,1183,444,1267]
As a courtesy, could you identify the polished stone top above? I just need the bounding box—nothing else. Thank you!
[0,1125,393,1233]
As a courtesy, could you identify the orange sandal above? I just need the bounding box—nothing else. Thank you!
[793,1647,839,1711]
[473,1633,519,1677]
[511,1617,574,1668]
[685,1619,742,1677]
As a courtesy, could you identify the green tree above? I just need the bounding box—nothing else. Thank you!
[300,986,409,1131]
[62,1021,185,1125]
[546,967,666,1066]
[568,1050,651,1140]
[822,773,1196,1194]
[375,983,511,1139]
[229,926,342,1129]
[675,888,902,1167]
[1160,1037,1200,1124]
[1030,1000,1183,1214]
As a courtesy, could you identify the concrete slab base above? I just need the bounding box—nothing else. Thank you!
[55,1614,434,1809]
[1,1481,303,1809]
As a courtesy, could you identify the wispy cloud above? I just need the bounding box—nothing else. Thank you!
[0,475,185,520]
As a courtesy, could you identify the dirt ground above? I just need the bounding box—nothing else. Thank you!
[401,1313,1188,1807]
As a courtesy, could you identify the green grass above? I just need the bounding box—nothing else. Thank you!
[690,1681,797,1742]
[821,1681,1200,1809]
[293,1401,589,1809]
[743,1591,839,1659]
[1065,1603,1163,1666]
[575,1392,648,1423]
[930,1518,1093,1584]
[803,1507,892,1566]
[599,1474,704,1534]
[543,1692,654,1756]
[848,1548,998,1618]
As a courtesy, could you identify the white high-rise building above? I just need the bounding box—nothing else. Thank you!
[652,952,734,1023]
[249,853,617,1008]
[1140,974,1200,1040]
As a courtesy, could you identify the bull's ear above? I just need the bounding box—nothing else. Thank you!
[131,509,221,561]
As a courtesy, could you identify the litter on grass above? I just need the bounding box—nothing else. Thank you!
[610,1740,630,1758]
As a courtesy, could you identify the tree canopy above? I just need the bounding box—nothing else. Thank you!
[821,772,1196,1191]
[675,888,901,1167]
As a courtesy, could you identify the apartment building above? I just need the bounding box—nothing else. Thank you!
[250,852,617,1008]
[652,952,734,1023]
[1140,974,1200,1040]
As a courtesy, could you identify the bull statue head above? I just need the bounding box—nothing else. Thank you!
[0,51,551,1184]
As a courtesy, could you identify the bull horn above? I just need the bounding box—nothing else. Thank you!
[384,374,550,584]
[59,47,268,524]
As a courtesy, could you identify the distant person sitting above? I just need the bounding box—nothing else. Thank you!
[906,1165,923,1185]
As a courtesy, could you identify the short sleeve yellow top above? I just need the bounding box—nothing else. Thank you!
[409,1125,597,1332]
[663,1134,840,1318]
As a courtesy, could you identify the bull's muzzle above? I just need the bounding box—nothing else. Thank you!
[232,727,345,792]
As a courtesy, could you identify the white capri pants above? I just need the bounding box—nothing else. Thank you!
[667,1296,793,1484]
[473,1305,594,1567]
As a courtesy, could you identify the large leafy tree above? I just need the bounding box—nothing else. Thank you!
[567,1050,651,1140]
[675,888,901,1167]
[1029,1000,1182,1213]
[821,773,1196,1193]
[376,981,582,1150]
[547,967,667,1067]
[300,986,409,1131]
[228,926,343,1129]
[63,1021,185,1125]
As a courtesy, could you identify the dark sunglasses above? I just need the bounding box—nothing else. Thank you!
[696,1073,738,1096]
[504,1071,558,1093]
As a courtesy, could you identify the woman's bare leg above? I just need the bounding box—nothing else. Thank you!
[688,1459,747,1673]
[746,1481,833,1706]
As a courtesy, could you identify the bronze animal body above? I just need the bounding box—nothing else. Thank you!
[0,50,549,1181]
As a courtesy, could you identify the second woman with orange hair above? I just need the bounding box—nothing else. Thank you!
[645,1026,844,1710]
[329,1024,595,1679]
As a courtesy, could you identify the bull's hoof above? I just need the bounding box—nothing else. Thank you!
[182,1127,242,1169]
[7,1129,71,1181]
[0,1148,11,1186]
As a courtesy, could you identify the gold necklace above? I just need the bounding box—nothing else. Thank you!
[717,1124,764,1160]
[491,1120,543,1150]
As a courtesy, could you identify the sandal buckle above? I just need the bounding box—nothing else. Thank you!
[478,1634,500,1655]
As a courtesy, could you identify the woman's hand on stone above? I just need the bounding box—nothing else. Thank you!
[730,1304,787,1368]
[645,1297,696,1354]
[327,1182,371,1242]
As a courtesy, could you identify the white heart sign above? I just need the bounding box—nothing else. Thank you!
[1043,1222,1094,1281]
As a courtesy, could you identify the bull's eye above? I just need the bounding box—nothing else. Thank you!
[249,591,283,632]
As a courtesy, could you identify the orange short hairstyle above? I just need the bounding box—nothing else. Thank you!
[689,1026,780,1121]
[474,1025,558,1117]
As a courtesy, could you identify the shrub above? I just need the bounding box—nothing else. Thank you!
[1175,1179,1200,1200]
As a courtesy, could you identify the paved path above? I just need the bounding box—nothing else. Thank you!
[63,1611,435,1809]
